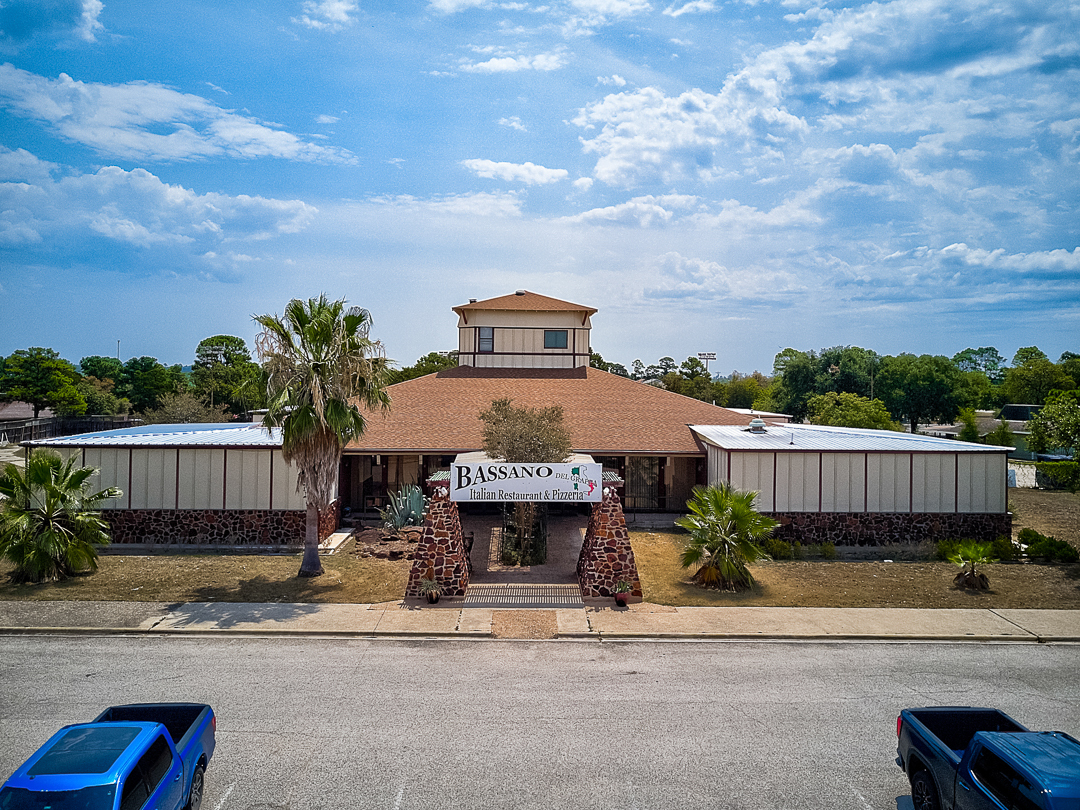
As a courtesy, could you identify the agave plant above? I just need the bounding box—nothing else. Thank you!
[948,540,995,590]
[0,451,122,583]
[676,483,777,592]
[380,484,429,531]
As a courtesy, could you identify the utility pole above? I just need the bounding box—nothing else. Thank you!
[697,351,716,375]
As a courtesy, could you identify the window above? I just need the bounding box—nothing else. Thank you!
[544,330,568,349]
[970,748,1044,810]
[119,736,175,810]
[478,327,494,353]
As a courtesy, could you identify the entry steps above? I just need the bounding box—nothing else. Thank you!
[463,584,584,609]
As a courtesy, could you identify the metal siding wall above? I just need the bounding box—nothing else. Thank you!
[284,457,307,510]
[224,450,269,509]
[957,454,998,514]
[915,454,956,513]
[730,453,774,509]
[867,453,911,512]
[821,453,861,512]
[988,454,1006,512]
[782,453,819,511]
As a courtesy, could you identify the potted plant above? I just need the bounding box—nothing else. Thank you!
[418,577,441,604]
[613,580,632,607]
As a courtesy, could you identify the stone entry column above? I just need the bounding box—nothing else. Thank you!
[405,487,470,598]
[577,487,642,600]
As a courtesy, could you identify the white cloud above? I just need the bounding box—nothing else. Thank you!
[561,193,698,226]
[428,0,488,12]
[461,159,569,184]
[460,49,567,73]
[597,74,627,86]
[570,0,651,18]
[644,251,803,300]
[0,148,317,255]
[292,0,358,31]
[0,65,356,164]
[663,0,715,17]
[77,0,104,41]
[0,0,104,44]
[372,191,523,217]
[572,177,594,191]
[498,116,527,131]
[316,114,340,124]
[903,244,1080,276]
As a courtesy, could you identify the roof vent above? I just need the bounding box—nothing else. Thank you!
[468,298,477,303]
[515,289,526,295]
[748,418,768,434]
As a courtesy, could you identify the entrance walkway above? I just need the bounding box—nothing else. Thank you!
[463,514,587,585]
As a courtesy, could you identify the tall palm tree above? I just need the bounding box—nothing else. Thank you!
[255,295,391,577]
[676,483,778,591]
[0,450,122,583]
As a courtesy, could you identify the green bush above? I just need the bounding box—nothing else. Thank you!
[791,541,804,560]
[820,541,837,560]
[935,538,964,561]
[1026,535,1080,563]
[990,534,1018,561]
[762,537,793,560]
[1017,527,1043,546]
[1034,461,1080,493]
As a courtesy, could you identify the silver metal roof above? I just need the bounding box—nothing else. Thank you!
[26,423,283,448]
[691,423,1012,453]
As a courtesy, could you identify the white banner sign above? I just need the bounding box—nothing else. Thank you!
[450,462,602,502]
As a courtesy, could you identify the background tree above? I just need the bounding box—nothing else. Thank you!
[1002,357,1075,405]
[956,408,982,443]
[479,398,572,464]
[0,450,121,583]
[0,348,84,417]
[1012,346,1048,367]
[79,356,124,382]
[192,335,263,414]
[1059,352,1080,389]
[954,370,994,410]
[387,351,458,384]
[120,356,188,414]
[676,483,776,591]
[876,353,961,433]
[255,295,391,577]
[140,391,230,424]
[589,352,629,377]
[952,347,1006,384]
[1026,392,1080,459]
[807,392,902,430]
[76,377,130,415]
[984,420,1016,449]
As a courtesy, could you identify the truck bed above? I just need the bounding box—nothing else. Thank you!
[94,703,208,752]
[906,707,1026,758]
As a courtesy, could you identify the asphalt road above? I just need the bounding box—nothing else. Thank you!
[2,637,1078,810]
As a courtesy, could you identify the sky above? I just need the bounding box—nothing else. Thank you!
[1,0,1078,377]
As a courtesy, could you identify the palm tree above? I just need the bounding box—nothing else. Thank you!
[676,483,778,591]
[0,450,122,583]
[255,295,391,577]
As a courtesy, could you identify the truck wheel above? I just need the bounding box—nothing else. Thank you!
[187,764,205,810]
[911,771,939,810]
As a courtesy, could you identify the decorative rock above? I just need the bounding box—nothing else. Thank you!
[763,510,1011,546]
[405,487,470,598]
[577,487,642,599]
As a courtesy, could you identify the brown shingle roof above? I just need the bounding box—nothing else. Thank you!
[452,290,597,316]
[349,366,750,455]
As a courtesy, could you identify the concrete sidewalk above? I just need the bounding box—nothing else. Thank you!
[1,600,1079,641]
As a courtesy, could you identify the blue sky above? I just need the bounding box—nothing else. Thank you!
[1,0,1077,376]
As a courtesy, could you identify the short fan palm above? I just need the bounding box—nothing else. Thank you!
[676,483,778,591]
[0,451,122,583]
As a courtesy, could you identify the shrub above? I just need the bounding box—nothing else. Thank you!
[380,484,428,531]
[762,537,793,560]
[990,534,1018,561]
[947,540,995,590]
[1026,535,1080,563]
[820,541,837,560]
[1033,462,1080,493]
[935,538,964,561]
[791,541,804,560]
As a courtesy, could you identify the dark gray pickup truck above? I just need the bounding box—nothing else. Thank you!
[896,707,1080,810]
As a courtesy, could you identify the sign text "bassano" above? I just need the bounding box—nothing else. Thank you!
[450,462,602,502]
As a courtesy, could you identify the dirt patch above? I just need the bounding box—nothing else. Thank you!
[351,527,421,561]
[491,609,558,639]
[1010,487,1080,543]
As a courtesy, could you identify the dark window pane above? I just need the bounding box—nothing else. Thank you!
[478,327,494,353]
[544,330,568,349]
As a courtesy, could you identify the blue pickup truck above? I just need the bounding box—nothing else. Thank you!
[0,703,215,810]
[896,706,1080,810]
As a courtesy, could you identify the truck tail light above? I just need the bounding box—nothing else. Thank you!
[897,716,902,738]
[211,714,217,733]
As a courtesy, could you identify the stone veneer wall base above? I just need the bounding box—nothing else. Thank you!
[766,510,1012,546]
[577,487,642,599]
[406,488,470,598]
[103,501,340,547]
